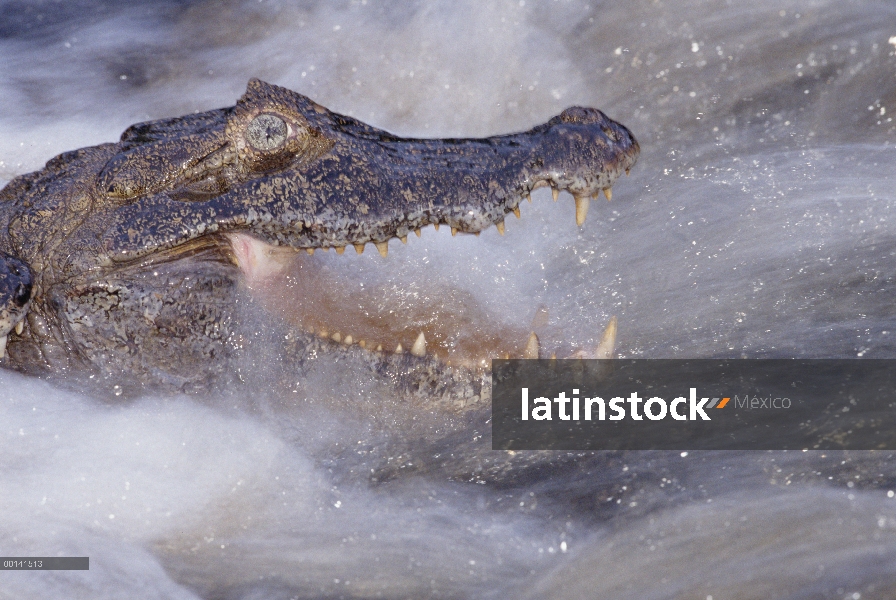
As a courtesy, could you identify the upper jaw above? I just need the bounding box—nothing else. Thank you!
[99,80,639,264]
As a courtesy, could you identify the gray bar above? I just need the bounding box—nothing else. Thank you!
[0,557,89,570]
[493,359,896,450]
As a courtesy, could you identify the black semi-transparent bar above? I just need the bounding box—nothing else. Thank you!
[0,557,89,570]
[492,359,896,450]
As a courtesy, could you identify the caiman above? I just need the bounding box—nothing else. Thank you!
[0,79,639,402]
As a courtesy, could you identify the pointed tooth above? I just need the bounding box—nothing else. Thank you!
[400,235,408,244]
[414,229,422,237]
[306,248,315,255]
[354,243,365,254]
[335,246,346,255]
[375,344,383,352]
[323,246,330,252]
[410,332,426,357]
[358,340,366,348]
[526,193,532,203]
[433,223,440,231]
[575,195,590,227]
[524,332,540,359]
[318,328,328,338]
[596,316,617,359]
[625,168,630,176]
[343,335,353,345]
[603,187,612,201]
[451,227,458,236]
[331,332,342,342]
[0,335,6,359]
[376,241,389,257]
[551,186,559,202]
[394,343,404,354]
[474,231,480,237]
[15,321,24,336]
[591,191,599,200]
[513,207,521,219]
[496,220,505,235]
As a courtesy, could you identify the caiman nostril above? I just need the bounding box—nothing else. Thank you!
[13,283,31,308]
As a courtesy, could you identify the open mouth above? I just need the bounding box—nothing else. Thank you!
[226,200,618,369]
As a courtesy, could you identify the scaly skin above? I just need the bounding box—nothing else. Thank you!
[0,79,639,398]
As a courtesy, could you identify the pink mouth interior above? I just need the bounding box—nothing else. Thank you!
[227,232,537,366]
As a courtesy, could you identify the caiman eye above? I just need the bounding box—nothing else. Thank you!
[247,114,288,151]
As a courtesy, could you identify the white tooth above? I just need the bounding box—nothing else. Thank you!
[376,344,383,352]
[411,332,426,357]
[358,340,366,348]
[451,227,458,236]
[595,316,617,359]
[0,336,6,359]
[343,335,353,345]
[335,246,345,255]
[414,229,422,237]
[575,195,590,227]
[551,186,559,202]
[526,193,532,203]
[354,244,365,255]
[513,207,521,219]
[376,241,389,257]
[400,235,408,244]
[331,332,342,342]
[524,332,540,359]
[496,220,505,235]
[394,343,404,354]
[603,187,612,201]
[433,223,440,231]
[306,248,315,255]
[15,321,24,335]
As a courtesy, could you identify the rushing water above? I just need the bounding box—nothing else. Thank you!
[2,1,896,598]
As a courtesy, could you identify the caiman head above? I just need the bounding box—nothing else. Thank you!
[0,79,639,395]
